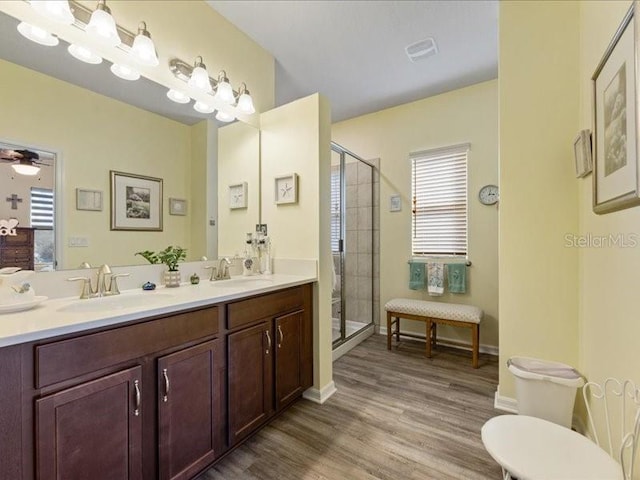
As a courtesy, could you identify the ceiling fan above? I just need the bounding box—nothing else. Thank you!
[0,149,49,176]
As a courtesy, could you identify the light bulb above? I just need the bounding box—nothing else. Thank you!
[68,44,102,64]
[214,78,235,105]
[187,57,212,93]
[110,63,140,81]
[17,22,58,46]
[237,92,255,115]
[130,22,159,67]
[30,0,74,24]
[215,110,235,123]
[86,1,120,47]
[167,89,190,104]
[194,101,215,114]
[12,163,40,176]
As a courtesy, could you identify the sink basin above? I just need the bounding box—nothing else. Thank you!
[211,277,275,289]
[59,292,174,313]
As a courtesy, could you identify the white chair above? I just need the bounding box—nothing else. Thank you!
[481,378,640,480]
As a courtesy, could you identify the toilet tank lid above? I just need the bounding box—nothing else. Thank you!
[508,357,585,387]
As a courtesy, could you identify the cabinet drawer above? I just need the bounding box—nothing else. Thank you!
[35,307,219,388]
[227,286,303,330]
[2,228,33,246]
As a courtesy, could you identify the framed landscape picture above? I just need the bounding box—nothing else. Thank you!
[110,171,163,231]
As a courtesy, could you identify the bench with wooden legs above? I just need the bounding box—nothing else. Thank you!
[384,298,483,368]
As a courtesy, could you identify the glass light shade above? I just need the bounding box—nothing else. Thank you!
[215,110,235,123]
[188,66,212,93]
[12,163,40,176]
[166,89,190,104]
[130,33,159,67]
[193,101,215,114]
[214,80,235,105]
[110,63,140,81]
[17,22,58,46]
[86,8,120,47]
[237,92,256,114]
[68,44,102,64]
[30,0,74,24]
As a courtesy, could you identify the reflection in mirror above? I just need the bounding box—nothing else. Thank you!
[0,142,56,271]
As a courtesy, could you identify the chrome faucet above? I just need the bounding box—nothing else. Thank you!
[204,257,232,281]
[68,264,130,299]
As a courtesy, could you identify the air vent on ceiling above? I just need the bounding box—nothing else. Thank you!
[405,37,438,63]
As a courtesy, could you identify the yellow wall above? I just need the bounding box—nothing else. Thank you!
[0,59,196,269]
[332,80,499,348]
[498,1,580,398]
[260,94,334,392]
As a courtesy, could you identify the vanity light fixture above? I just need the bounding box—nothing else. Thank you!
[85,0,120,47]
[215,110,235,123]
[187,56,213,94]
[68,43,102,64]
[30,0,75,25]
[236,83,256,115]
[12,160,40,176]
[17,22,59,46]
[110,63,140,81]
[166,89,190,104]
[213,70,234,105]
[193,101,215,114]
[130,22,159,67]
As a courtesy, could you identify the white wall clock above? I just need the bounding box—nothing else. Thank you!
[478,184,499,205]
[275,173,298,205]
[229,182,248,209]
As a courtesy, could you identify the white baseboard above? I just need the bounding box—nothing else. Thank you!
[377,326,499,356]
[303,381,337,404]
[333,325,375,361]
[494,390,518,413]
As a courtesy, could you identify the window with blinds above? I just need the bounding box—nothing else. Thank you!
[411,145,468,256]
[30,187,54,228]
[330,167,341,252]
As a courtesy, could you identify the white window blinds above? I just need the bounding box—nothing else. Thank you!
[330,167,341,252]
[411,145,468,256]
[30,187,54,228]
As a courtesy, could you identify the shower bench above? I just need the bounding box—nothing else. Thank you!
[384,298,483,368]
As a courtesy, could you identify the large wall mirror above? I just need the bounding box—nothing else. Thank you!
[0,11,260,271]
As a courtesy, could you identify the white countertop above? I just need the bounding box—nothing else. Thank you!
[0,274,316,347]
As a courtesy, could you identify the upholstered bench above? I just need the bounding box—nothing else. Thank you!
[384,298,483,368]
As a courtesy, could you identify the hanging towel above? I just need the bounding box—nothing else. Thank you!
[447,263,467,294]
[427,262,444,296]
[408,261,426,290]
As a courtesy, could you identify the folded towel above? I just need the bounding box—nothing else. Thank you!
[408,261,426,290]
[427,262,444,296]
[447,263,467,294]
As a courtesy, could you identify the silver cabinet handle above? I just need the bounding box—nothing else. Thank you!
[265,330,271,354]
[133,379,141,416]
[277,325,283,349]
[162,368,170,402]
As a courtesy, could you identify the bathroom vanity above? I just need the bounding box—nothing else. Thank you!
[0,277,314,480]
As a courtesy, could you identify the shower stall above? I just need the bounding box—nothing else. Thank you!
[330,142,379,351]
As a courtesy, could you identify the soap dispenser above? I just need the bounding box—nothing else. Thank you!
[243,233,255,276]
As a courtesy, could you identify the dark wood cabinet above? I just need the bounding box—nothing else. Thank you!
[36,366,143,480]
[227,321,273,445]
[158,340,222,480]
[275,309,305,409]
[0,227,34,270]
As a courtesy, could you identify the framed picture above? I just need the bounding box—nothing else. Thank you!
[275,173,298,205]
[110,171,163,231]
[169,197,187,216]
[592,3,640,214]
[76,188,103,211]
[229,182,248,209]
[573,130,593,178]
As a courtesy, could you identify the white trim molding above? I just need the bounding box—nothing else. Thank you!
[377,327,498,356]
[494,390,518,413]
[303,381,337,405]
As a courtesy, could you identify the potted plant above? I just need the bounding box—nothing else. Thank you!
[136,246,187,287]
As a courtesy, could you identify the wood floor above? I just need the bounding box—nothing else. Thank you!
[200,334,502,480]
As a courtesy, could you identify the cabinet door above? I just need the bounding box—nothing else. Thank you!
[228,321,272,445]
[158,340,220,480]
[275,310,305,409]
[36,366,143,480]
